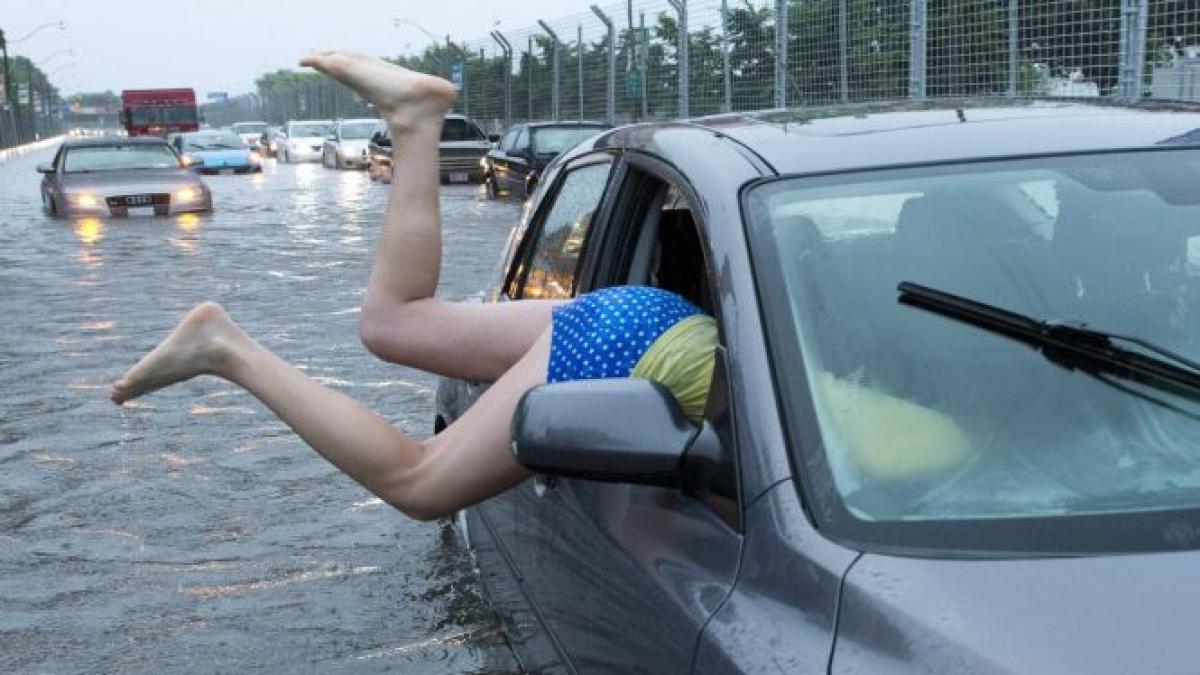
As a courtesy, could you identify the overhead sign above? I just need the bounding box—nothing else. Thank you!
[625,69,644,99]
[450,61,464,91]
[207,92,229,101]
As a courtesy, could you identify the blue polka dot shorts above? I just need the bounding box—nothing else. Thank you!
[548,285,703,383]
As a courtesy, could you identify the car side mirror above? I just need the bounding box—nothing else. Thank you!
[511,379,696,488]
[36,163,54,174]
[488,132,502,143]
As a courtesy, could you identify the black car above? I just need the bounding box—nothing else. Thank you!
[438,102,1200,674]
[367,127,393,183]
[483,121,610,199]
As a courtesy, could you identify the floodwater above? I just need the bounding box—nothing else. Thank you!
[0,141,524,673]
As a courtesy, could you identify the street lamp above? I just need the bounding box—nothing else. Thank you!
[37,49,73,68]
[392,18,437,43]
[46,62,76,79]
[13,20,65,45]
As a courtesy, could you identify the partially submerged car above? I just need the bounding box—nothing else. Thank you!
[277,119,334,163]
[438,114,490,184]
[367,126,392,183]
[231,121,269,149]
[39,137,212,217]
[438,102,1200,673]
[169,130,262,174]
[484,121,610,198]
[321,118,381,170]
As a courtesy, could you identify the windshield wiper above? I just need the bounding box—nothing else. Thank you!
[897,281,1200,396]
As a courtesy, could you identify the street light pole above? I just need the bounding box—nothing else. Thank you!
[37,49,73,68]
[12,20,65,45]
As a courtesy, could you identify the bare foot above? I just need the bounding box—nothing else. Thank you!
[110,302,240,405]
[299,51,455,130]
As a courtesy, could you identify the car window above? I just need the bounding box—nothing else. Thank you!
[499,129,519,153]
[441,118,485,142]
[513,128,530,154]
[513,162,612,300]
[63,144,181,172]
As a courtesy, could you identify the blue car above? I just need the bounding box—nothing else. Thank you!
[169,130,263,174]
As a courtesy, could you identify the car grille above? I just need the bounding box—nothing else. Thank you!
[439,149,486,172]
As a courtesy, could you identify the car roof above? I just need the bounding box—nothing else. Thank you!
[582,100,1200,176]
[60,137,171,148]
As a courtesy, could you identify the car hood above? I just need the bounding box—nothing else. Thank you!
[832,549,1200,674]
[59,169,203,195]
[336,140,368,153]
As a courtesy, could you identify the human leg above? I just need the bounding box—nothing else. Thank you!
[110,302,545,520]
[300,51,559,382]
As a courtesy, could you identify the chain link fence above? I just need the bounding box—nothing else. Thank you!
[204,0,1200,132]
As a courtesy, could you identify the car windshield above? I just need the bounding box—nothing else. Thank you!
[289,122,332,138]
[532,127,603,155]
[441,118,485,142]
[747,149,1200,553]
[62,144,181,172]
[339,122,379,140]
[184,133,246,151]
[233,123,267,134]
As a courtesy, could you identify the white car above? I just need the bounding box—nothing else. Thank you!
[321,118,382,170]
[278,119,334,163]
[231,121,269,149]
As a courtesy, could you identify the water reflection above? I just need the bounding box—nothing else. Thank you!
[169,213,203,254]
[73,217,105,245]
[339,170,367,208]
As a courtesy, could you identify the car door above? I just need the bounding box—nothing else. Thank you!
[463,153,621,673]
[507,127,532,193]
[507,157,743,674]
[490,128,516,190]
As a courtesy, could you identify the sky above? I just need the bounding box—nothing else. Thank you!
[2,0,593,99]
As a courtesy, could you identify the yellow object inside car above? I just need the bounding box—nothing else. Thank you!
[814,371,974,480]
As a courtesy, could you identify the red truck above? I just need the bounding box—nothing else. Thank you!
[120,88,199,137]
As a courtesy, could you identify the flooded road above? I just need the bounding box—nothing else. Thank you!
[0,141,524,673]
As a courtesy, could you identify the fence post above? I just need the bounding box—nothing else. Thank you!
[839,0,849,102]
[1118,0,1149,100]
[774,0,788,109]
[590,5,616,125]
[528,36,534,121]
[667,0,689,118]
[491,31,513,129]
[538,21,561,121]
[721,0,732,112]
[578,25,585,121]
[1007,0,1019,96]
[908,0,927,100]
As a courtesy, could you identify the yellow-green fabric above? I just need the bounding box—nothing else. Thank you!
[813,371,976,480]
[631,314,718,422]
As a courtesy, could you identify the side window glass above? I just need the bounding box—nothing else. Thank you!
[501,130,518,153]
[514,128,530,154]
[518,162,612,300]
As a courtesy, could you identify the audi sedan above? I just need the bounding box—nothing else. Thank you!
[437,102,1200,674]
[39,137,212,217]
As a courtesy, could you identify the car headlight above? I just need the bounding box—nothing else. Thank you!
[249,151,262,163]
[175,187,202,203]
[70,193,100,207]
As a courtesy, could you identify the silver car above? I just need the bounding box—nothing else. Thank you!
[321,118,381,170]
[277,119,333,163]
[230,121,269,149]
[39,137,212,217]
